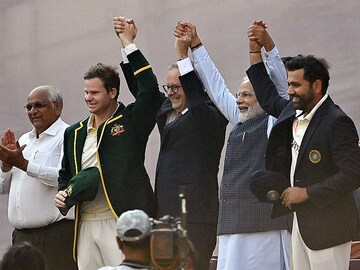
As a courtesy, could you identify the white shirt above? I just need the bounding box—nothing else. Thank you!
[0,118,74,229]
[79,104,120,220]
[80,115,113,220]
[290,93,329,186]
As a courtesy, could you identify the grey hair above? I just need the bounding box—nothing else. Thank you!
[32,85,63,103]
[30,85,63,109]
[47,86,63,103]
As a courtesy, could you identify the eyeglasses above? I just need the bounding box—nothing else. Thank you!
[24,102,51,112]
[162,84,182,94]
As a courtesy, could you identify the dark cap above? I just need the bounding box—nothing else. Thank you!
[250,169,293,218]
[65,166,100,208]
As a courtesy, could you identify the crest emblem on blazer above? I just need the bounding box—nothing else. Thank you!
[110,124,125,136]
[309,149,321,164]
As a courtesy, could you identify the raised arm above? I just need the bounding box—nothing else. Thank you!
[114,16,140,99]
[174,26,228,140]
[178,21,288,126]
[246,21,289,118]
[175,21,239,125]
[113,16,164,138]
[247,20,289,100]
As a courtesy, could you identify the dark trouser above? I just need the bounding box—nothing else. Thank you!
[12,219,78,270]
[187,222,217,270]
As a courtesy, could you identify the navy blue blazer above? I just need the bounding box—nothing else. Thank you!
[247,62,360,250]
[155,71,228,224]
[121,63,228,224]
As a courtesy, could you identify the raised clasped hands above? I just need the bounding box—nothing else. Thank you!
[174,21,202,58]
[247,20,274,52]
[174,21,191,59]
[113,16,138,47]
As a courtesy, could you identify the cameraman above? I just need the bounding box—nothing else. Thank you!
[98,209,151,270]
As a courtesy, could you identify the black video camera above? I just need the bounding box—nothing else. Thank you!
[149,186,195,270]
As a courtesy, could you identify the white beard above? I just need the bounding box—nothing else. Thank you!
[239,101,266,123]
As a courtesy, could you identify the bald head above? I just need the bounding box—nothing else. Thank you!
[26,85,63,135]
[29,85,63,108]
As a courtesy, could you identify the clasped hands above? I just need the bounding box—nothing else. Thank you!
[0,129,27,172]
[113,16,138,47]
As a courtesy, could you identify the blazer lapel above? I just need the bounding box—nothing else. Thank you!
[73,119,88,173]
[296,97,332,169]
[157,99,172,138]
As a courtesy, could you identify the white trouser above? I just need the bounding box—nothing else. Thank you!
[77,217,124,270]
[292,214,351,270]
[217,230,291,270]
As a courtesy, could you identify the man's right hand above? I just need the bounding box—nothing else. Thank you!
[55,190,69,214]
[248,20,275,52]
[174,23,191,59]
[1,129,16,171]
[113,16,138,48]
[174,21,202,51]
[0,139,28,172]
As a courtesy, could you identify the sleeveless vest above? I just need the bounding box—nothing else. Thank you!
[217,114,290,235]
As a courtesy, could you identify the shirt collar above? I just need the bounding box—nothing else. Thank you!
[29,117,63,138]
[178,107,189,115]
[87,114,96,132]
[296,93,328,121]
[87,103,120,132]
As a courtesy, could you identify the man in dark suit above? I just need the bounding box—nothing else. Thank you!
[154,40,227,270]
[55,18,163,270]
[246,31,360,269]
[120,26,227,269]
